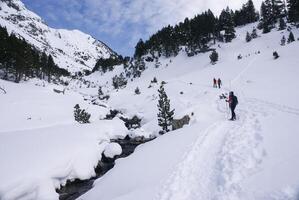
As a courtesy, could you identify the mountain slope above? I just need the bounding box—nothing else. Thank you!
[80,24,299,200]
[0,0,116,73]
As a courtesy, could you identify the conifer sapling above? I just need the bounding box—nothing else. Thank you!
[288,31,295,43]
[157,84,174,134]
[210,51,219,65]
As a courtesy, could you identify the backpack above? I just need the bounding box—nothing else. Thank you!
[233,96,238,106]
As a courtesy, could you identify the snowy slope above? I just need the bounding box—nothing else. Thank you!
[0,0,116,73]
[1,22,299,200]
[79,24,299,200]
[0,79,129,200]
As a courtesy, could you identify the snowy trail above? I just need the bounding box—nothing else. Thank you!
[155,56,268,200]
[155,98,268,200]
[156,121,228,200]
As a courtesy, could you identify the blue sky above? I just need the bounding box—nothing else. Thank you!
[22,0,262,56]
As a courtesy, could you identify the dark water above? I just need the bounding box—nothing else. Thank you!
[56,137,154,200]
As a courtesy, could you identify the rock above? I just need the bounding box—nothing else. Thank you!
[172,115,191,131]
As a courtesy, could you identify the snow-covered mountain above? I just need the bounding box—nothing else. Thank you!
[0,0,116,73]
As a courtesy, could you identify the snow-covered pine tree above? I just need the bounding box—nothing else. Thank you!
[157,84,174,134]
[246,31,252,42]
[287,0,299,23]
[74,104,91,124]
[98,86,103,98]
[287,31,295,43]
[272,0,286,20]
[151,77,158,84]
[261,0,273,33]
[281,35,286,45]
[251,27,258,38]
[134,39,146,59]
[210,50,219,64]
[221,7,236,42]
[278,17,287,30]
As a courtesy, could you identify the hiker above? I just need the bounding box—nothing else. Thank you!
[226,91,238,120]
[217,78,222,89]
[213,78,217,88]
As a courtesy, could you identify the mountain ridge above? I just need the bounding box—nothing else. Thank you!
[0,0,117,73]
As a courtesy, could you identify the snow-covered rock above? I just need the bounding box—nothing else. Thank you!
[0,0,116,73]
[104,143,122,158]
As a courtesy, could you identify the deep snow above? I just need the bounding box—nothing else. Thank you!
[1,22,299,200]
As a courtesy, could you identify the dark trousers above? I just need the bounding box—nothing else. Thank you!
[230,106,236,120]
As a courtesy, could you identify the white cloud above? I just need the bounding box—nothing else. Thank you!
[76,0,263,37]
[40,0,263,54]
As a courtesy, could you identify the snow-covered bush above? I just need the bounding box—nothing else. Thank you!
[135,87,141,95]
[151,77,158,84]
[273,51,279,59]
[105,109,122,120]
[246,31,252,42]
[281,36,286,46]
[98,86,103,97]
[112,73,127,89]
[251,28,258,39]
[288,31,295,43]
[74,104,91,124]
[120,115,142,129]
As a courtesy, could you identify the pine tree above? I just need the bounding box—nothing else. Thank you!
[287,31,295,43]
[287,0,299,23]
[98,86,103,98]
[210,50,219,64]
[74,104,91,124]
[47,55,55,82]
[261,0,273,33]
[134,39,146,58]
[220,7,236,42]
[251,27,258,38]
[246,31,252,42]
[157,84,174,134]
[272,0,286,20]
[278,17,287,30]
[273,51,280,59]
[281,35,286,45]
[245,0,259,23]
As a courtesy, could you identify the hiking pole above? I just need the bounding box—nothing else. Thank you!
[225,100,229,119]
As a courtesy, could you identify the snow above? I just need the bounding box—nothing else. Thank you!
[0,79,128,200]
[104,143,122,158]
[1,7,299,200]
[79,24,299,200]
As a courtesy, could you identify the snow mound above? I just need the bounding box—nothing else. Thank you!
[104,143,122,158]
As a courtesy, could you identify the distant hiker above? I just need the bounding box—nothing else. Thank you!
[213,78,217,88]
[217,78,222,89]
[226,91,238,120]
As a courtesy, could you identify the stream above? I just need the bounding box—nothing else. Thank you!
[56,137,154,200]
